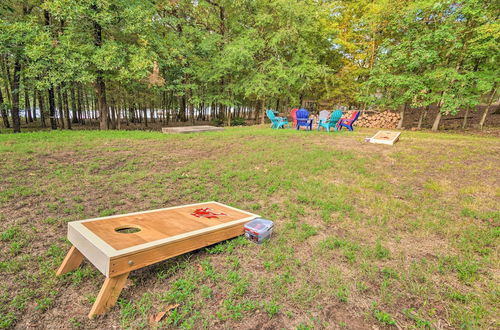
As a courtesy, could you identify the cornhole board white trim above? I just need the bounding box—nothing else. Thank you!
[369,130,401,145]
[162,125,224,133]
[56,201,259,318]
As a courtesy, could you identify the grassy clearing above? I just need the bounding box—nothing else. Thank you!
[0,126,498,329]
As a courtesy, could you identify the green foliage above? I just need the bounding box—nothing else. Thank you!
[374,241,390,260]
[373,307,396,325]
[438,255,481,283]
[210,118,224,127]
[35,297,54,311]
[1,227,20,241]
[403,308,432,328]
[264,301,280,318]
[362,0,500,117]
[99,208,116,217]
[230,117,247,126]
[1,0,498,132]
[0,312,16,329]
[336,286,349,303]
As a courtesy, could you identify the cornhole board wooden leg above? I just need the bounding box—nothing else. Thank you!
[88,272,129,318]
[56,246,84,276]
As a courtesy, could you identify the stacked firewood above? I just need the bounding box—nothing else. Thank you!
[350,110,401,129]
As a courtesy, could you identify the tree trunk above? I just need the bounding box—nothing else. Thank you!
[82,87,89,123]
[129,105,134,124]
[187,91,195,125]
[254,100,260,122]
[56,87,65,129]
[462,107,470,129]
[110,104,116,129]
[48,87,57,129]
[166,92,171,125]
[91,96,96,120]
[117,103,121,130]
[70,84,78,123]
[95,76,108,130]
[479,86,498,130]
[125,103,130,126]
[260,99,266,125]
[38,90,47,128]
[25,89,32,123]
[431,95,445,132]
[109,96,117,129]
[143,105,148,128]
[431,112,442,131]
[76,84,83,124]
[94,96,99,121]
[10,59,22,133]
[150,101,155,123]
[417,105,429,130]
[93,13,108,130]
[180,95,187,121]
[63,87,71,129]
[44,11,57,130]
[32,89,37,121]
[190,102,195,125]
[0,87,10,128]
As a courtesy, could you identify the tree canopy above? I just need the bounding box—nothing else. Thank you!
[0,0,498,132]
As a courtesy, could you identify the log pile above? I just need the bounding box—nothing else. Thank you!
[348,110,401,129]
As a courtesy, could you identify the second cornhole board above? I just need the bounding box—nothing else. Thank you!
[56,202,259,318]
[162,125,224,133]
[369,130,401,145]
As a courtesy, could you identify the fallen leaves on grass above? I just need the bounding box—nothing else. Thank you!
[149,304,180,325]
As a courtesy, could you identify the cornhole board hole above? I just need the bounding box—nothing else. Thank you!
[56,202,258,318]
[161,125,224,133]
[369,130,401,145]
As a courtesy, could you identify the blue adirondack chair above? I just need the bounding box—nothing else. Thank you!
[336,111,360,131]
[318,110,343,132]
[266,109,289,129]
[296,108,313,131]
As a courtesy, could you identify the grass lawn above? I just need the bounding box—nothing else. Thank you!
[0,127,498,329]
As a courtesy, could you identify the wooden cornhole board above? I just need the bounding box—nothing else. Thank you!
[161,125,224,133]
[56,202,258,318]
[369,130,401,145]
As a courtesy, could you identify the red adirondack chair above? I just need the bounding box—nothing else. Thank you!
[290,108,298,128]
[337,111,360,131]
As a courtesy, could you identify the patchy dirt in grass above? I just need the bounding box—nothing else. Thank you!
[0,127,499,329]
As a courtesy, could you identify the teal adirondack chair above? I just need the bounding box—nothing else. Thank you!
[317,110,343,132]
[266,109,289,129]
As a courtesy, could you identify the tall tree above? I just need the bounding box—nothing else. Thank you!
[0,2,40,132]
[0,87,9,128]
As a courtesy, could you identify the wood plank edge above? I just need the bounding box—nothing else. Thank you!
[109,215,258,258]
